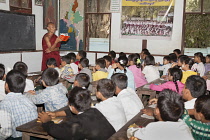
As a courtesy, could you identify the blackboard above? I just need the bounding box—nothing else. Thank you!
[0,10,35,51]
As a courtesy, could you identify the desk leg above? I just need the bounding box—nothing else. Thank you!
[22,132,30,140]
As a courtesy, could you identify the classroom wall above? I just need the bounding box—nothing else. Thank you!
[111,0,184,55]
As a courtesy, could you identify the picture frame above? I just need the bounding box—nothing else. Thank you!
[35,0,43,6]
[43,0,57,29]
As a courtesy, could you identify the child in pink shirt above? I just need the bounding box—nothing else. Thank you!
[128,54,147,88]
[150,68,184,95]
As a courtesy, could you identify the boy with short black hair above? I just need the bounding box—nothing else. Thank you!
[173,49,181,59]
[73,73,90,89]
[92,58,108,81]
[67,52,78,74]
[25,68,68,112]
[0,63,6,100]
[157,56,171,77]
[0,70,38,139]
[60,55,74,78]
[128,89,194,140]
[108,50,116,64]
[13,61,34,92]
[103,55,112,73]
[182,95,210,140]
[46,58,61,77]
[182,75,206,109]
[75,50,87,65]
[111,73,144,121]
[95,79,126,131]
[39,86,115,140]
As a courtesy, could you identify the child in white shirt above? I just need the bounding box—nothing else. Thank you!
[192,52,205,77]
[67,52,78,75]
[142,55,160,83]
[128,89,194,140]
[111,73,144,121]
[13,62,34,92]
[157,56,171,78]
[0,64,6,101]
[46,58,61,77]
[95,79,127,131]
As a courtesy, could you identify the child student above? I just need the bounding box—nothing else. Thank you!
[182,75,206,109]
[173,49,181,59]
[111,73,144,121]
[46,58,61,77]
[192,52,205,77]
[157,56,171,78]
[142,55,160,83]
[39,87,115,140]
[177,55,197,84]
[67,52,78,74]
[108,56,135,90]
[0,64,6,101]
[128,89,194,140]
[73,73,90,89]
[0,70,38,139]
[181,95,210,139]
[204,54,210,75]
[150,68,184,95]
[108,50,116,64]
[92,58,108,81]
[95,79,127,131]
[103,55,112,73]
[13,61,34,92]
[75,50,87,65]
[128,54,147,88]
[25,68,68,112]
[60,55,74,78]
[140,49,150,65]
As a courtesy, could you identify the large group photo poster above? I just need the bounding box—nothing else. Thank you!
[121,0,175,40]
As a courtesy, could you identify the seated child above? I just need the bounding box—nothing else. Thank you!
[157,56,171,77]
[13,61,34,92]
[92,58,108,81]
[0,70,38,139]
[128,53,147,88]
[95,79,127,131]
[25,68,68,112]
[108,50,116,64]
[108,56,135,90]
[119,52,126,57]
[150,68,184,95]
[182,75,206,109]
[46,58,61,77]
[140,49,150,65]
[128,89,194,140]
[182,95,210,140]
[75,50,87,65]
[111,73,144,121]
[204,54,210,75]
[103,55,112,73]
[192,52,205,76]
[39,87,115,140]
[177,55,197,84]
[173,49,181,59]
[0,63,6,101]
[142,55,160,83]
[0,110,12,139]
[60,55,74,78]
[67,52,78,74]
[73,73,90,89]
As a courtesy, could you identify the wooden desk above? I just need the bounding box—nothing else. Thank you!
[108,112,154,140]
[136,78,166,106]
[16,106,69,140]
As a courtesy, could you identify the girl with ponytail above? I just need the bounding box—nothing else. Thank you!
[128,54,147,88]
[107,56,135,90]
[150,68,184,95]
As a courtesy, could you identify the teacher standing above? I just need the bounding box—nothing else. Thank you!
[42,22,62,71]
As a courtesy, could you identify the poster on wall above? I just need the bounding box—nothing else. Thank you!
[121,0,175,40]
[59,0,84,51]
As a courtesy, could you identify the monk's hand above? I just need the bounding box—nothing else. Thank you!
[45,48,51,53]
[38,112,52,123]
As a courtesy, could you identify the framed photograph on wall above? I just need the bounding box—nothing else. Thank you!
[43,0,57,29]
[35,0,43,6]
[0,0,6,3]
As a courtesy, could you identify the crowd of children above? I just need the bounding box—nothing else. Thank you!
[0,49,210,140]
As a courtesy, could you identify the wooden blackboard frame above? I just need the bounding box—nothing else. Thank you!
[0,10,36,52]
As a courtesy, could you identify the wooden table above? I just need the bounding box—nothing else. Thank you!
[16,106,69,140]
[108,111,154,140]
[136,78,166,106]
